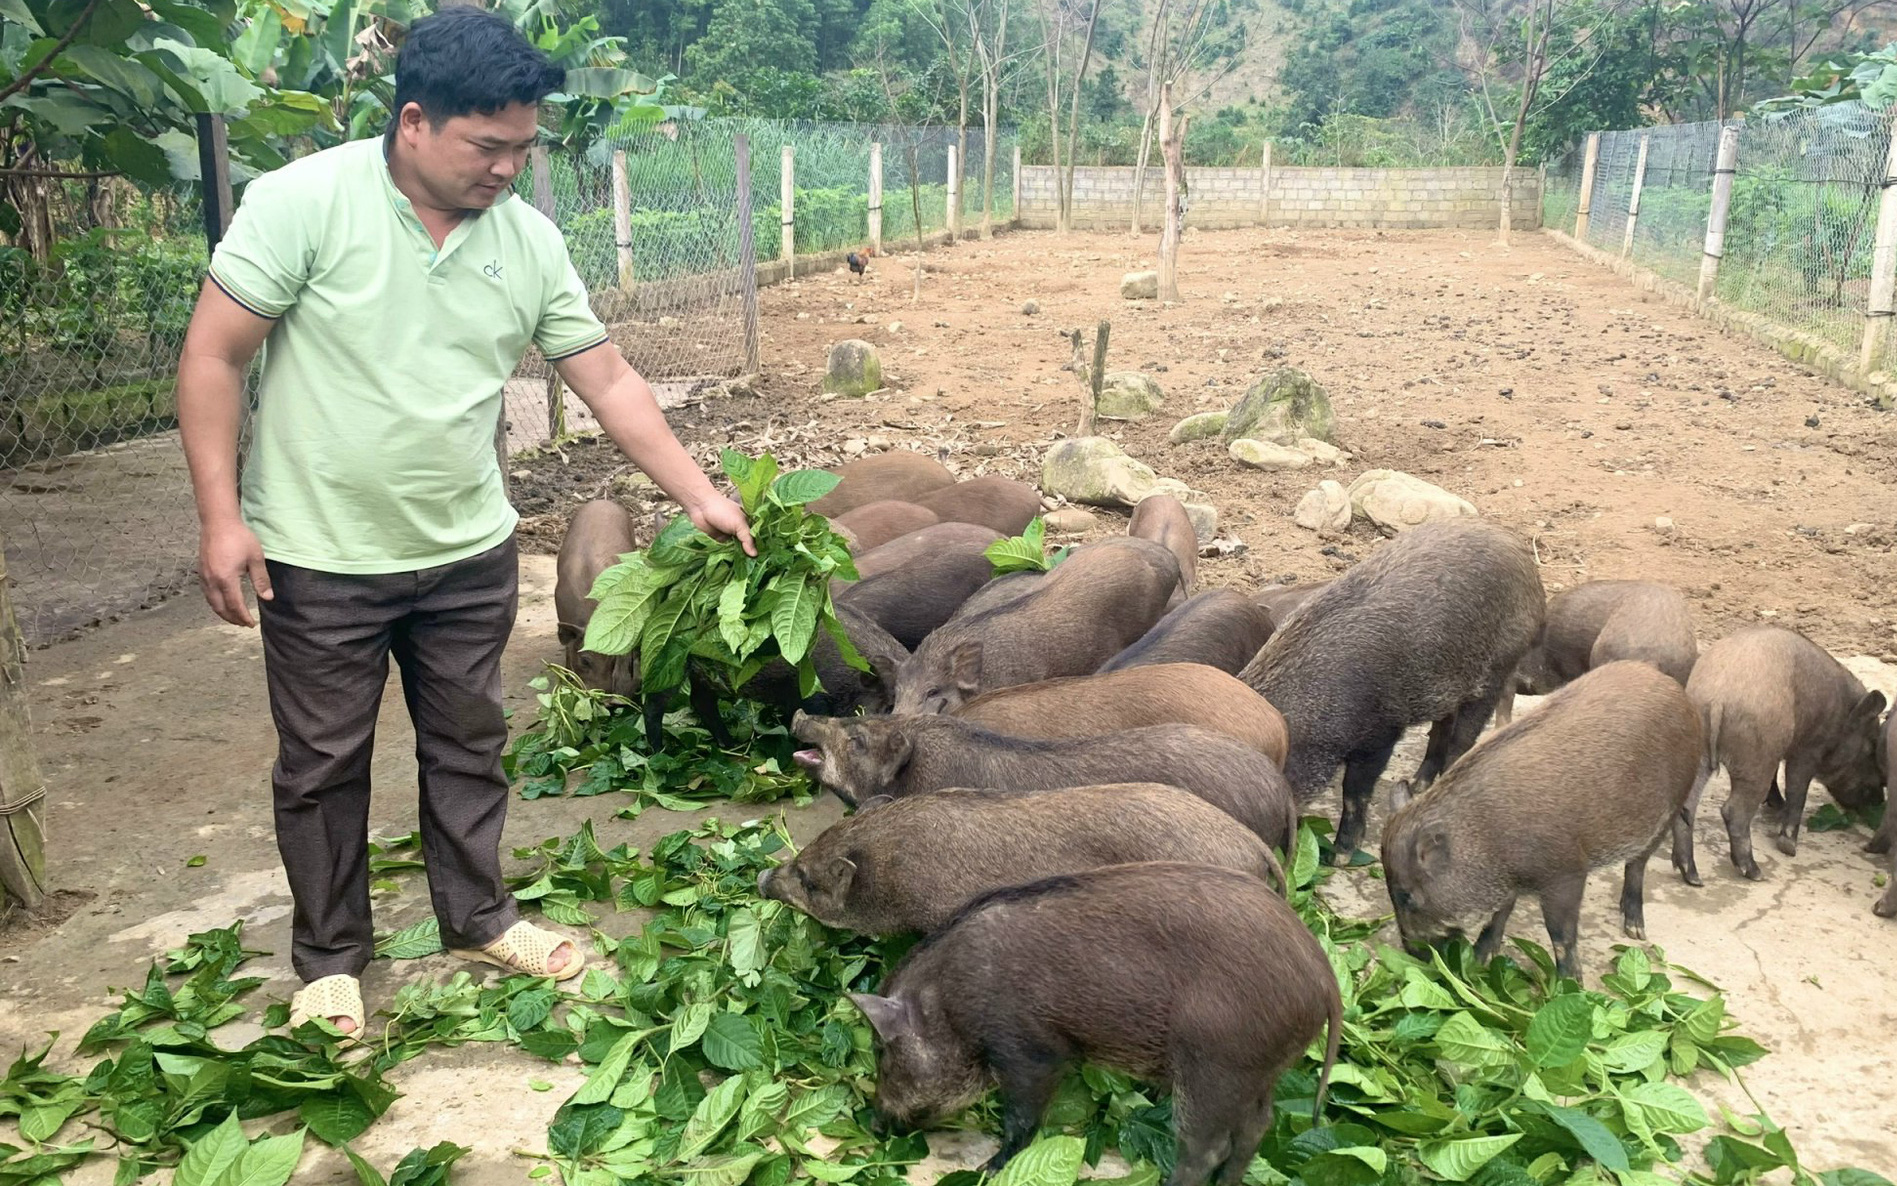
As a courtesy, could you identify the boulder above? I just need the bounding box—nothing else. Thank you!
[823,340,882,398]
[1297,437,1350,467]
[1041,437,1160,508]
[1122,271,1159,300]
[1097,372,1165,420]
[1043,508,1098,534]
[1224,367,1336,445]
[1183,503,1219,544]
[1168,411,1228,444]
[1229,439,1312,471]
[1293,480,1351,535]
[1347,469,1477,535]
[1149,477,1196,501]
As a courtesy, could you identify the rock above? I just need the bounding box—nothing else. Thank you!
[1293,480,1351,535]
[1229,439,1312,471]
[866,435,891,450]
[1653,516,1675,534]
[1183,503,1219,544]
[1022,300,1042,315]
[1346,469,1477,535]
[1169,411,1228,443]
[843,437,868,456]
[1149,477,1196,501]
[824,340,882,398]
[887,321,904,333]
[1097,372,1165,420]
[1224,367,1336,445]
[1043,508,1097,534]
[1041,437,1160,508]
[1122,271,1159,300]
[1297,438,1349,467]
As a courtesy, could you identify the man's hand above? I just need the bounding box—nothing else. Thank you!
[200,518,275,627]
[688,494,757,557]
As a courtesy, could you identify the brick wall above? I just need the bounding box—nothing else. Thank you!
[1018,164,1541,230]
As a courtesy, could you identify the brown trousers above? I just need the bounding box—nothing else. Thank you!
[259,535,520,980]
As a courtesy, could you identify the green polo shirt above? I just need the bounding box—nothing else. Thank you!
[207,137,610,574]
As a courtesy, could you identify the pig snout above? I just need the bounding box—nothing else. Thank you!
[757,867,778,898]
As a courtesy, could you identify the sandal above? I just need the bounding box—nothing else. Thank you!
[287,973,365,1046]
[448,920,585,981]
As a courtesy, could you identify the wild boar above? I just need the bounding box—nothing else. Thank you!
[1240,520,1544,862]
[1498,580,1698,726]
[952,663,1288,764]
[758,784,1284,935]
[1128,494,1198,597]
[912,476,1042,537]
[791,712,1297,850]
[741,603,911,719]
[554,499,639,696]
[834,548,998,651]
[849,522,1003,581]
[810,452,956,518]
[832,500,940,553]
[849,862,1340,1186]
[1381,662,1702,979]
[1099,590,1275,675]
[890,537,1178,715]
[1871,712,1895,918]
[1251,581,1330,634]
[1678,626,1887,882]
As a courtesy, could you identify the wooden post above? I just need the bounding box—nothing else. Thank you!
[529,145,567,441]
[0,534,48,912]
[1698,125,1742,304]
[1082,320,1109,436]
[946,144,961,239]
[1621,134,1650,258]
[1858,119,1897,377]
[1157,82,1183,303]
[868,142,883,254]
[1012,144,1022,225]
[1573,131,1601,240]
[780,145,796,278]
[1258,141,1273,226]
[195,113,233,250]
[736,134,761,374]
[612,148,634,295]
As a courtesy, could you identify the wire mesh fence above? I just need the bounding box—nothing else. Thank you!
[2,116,1018,645]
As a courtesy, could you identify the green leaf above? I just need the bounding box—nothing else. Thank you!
[676,1149,765,1186]
[1681,996,1726,1044]
[717,578,750,654]
[671,1001,714,1050]
[301,1093,376,1146]
[781,1084,852,1133]
[1301,1147,1388,1186]
[1598,1030,1668,1074]
[991,1134,1086,1186]
[677,1074,747,1162]
[769,469,843,507]
[985,519,1054,574]
[1418,1136,1520,1182]
[174,1111,247,1186]
[1533,1104,1629,1172]
[1396,967,1458,1011]
[1291,824,1322,891]
[770,577,818,666]
[508,988,557,1034]
[726,908,764,980]
[1434,1011,1517,1070]
[702,1013,764,1071]
[1819,1171,1897,1186]
[388,1141,470,1186]
[345,1147,389,1186]
[185,854,207,868]
[374,917,443,960]
[0,0,43,35]
[1617,1082,1708,1135]
[1525,994,1594,1068]
[225,1130,305,1186]
[574,1031,639,1106]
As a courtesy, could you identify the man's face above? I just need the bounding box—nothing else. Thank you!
[396,100,540,211]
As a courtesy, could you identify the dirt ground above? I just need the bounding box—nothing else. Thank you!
[4,227,1896,1182]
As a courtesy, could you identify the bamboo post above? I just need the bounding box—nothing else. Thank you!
[195,114,233,250]
[530,145,566,440]
[1011,144,1022,224]
[1857,121,1897,376]
[0,534,48,912]
[736,134,761,374]
[1259,141,1273,226]
[1573,131,1601,240]
[868,142,883,254]
[612,148,634,295]
[780,145,796,278]
[1621,134,1650,258]
[1157,83,1184,303]
[1698,125,1742,304]
[947,144,961,239]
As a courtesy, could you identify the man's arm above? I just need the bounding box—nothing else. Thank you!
[178,280,278,627]
[555,345,756,555]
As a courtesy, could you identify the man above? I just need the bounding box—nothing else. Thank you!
[177,7,753,1037]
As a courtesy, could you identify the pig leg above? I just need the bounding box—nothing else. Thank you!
[1473,895,1519,964]
[982,1045,1068,1175]
[1867,810,1895,856]
[1671,766,1711,887]
[642,693,671,751]
[1721,764,1772,880]
[1772,757,1817,858]
[1333,734,1400,864]
[1493,686,1517,729]
[1876,852,1897,918]
[1166,1071,1250,1186]
[1621,836,1665,940]
[1212,1089,1276,1186]
[1410,719,1455,790]
[1439,688,1504,770]
[1762,773,1786,820]
[687,671,734,749]
[1540,872,1588,980]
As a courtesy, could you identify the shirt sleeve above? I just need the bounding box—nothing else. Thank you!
[207,168,314,319]
[535,231,612,361]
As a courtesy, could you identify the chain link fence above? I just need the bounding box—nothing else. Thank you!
[2,117,1019,646]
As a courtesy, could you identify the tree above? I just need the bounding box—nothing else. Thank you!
[685,0,820,79]
[963,0,1024,234]
[1128,0,1248,233]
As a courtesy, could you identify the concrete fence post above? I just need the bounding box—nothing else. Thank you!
[1857,120,1897,377]
[1573,132,1601,240]
[781,144,796,278]
[947,144,960,239]
[1697,125,1741,304]
[736,134,761,373]
[1012,145,1022,224]
[612,148,634,294]
[1621,134,1650,258]
[869,142,883,254]
[1259,141,1273,226]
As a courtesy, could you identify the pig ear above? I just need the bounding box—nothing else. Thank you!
[948,641,984,692]
[849,993,914,1041]
[856,795,896,813]
[1388,780,1414,815]
[1851,689,1888,725]
[825,855,858,892]
[1416,823,1452,876]
[557,621,580,646]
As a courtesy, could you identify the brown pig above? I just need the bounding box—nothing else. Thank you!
[791,712,1297,850]
[835,544,997,651]
[1251,581,1330,634]
[832,501,940,553]
[758,784,1284,935]
[849,522,1003,581]
[1679,626,1887,882]
[912,476,1042,537]
[555,499,639,695]
[740,603,911,719]
[889,537,1178,715]
[810,452,956,518]
[1099,590,1275,675]
[952,663,1288,763]
[1381,661,1702,979]
[1498,580,1698,726]
[849,862,1340,1186]
[1128,494,1197,597]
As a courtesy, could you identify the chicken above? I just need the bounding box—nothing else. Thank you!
[847,245,874,280]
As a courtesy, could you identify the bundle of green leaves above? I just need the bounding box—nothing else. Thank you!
[984,518,1072,576]
[582,450,864,699]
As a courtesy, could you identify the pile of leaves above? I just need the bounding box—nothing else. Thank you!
[984,518,1071,576]
[582,450,863,699]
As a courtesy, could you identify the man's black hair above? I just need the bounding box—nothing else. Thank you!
[392,7,566,125]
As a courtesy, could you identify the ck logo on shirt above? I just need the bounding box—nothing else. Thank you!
[483,261,504,280]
